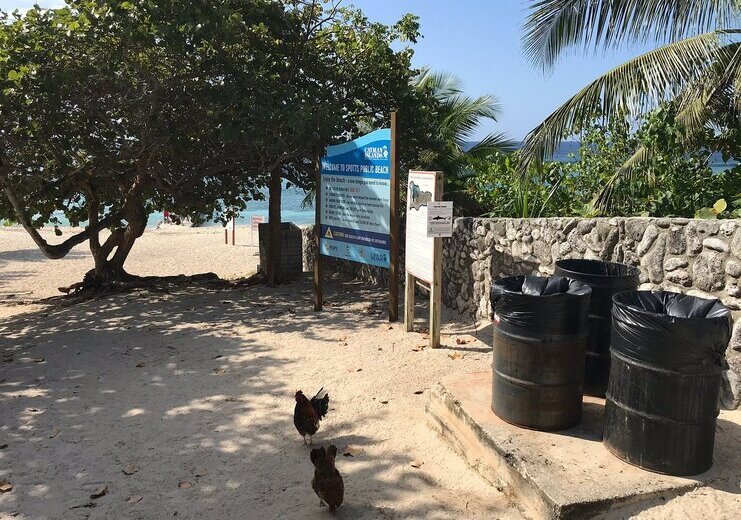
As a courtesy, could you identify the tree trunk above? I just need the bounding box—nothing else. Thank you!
[81,200,147,291]
[266,168,282,287]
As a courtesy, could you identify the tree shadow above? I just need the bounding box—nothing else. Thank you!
[0,278,517,519]
[0,248,88,266]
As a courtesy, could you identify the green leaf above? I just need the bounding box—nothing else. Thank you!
[695,207,718,219]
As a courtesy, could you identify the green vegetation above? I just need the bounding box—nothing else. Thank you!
[520,0,740,210]
[466,107,741,219]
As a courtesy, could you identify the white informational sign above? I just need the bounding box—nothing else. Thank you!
[427,201,453,238]
[250,215,264,231]
[405,171,440,283]
[320,128,391,268]
[228,217,236,231]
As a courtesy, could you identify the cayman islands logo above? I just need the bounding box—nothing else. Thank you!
[364,144,389,161]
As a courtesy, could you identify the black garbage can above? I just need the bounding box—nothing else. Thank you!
[554,259,640,397]
[603,291,731,476]
[491,275,591,431]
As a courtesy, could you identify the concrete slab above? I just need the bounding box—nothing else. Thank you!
[427,371,741,520]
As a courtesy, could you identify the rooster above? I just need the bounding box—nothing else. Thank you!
[293,388,329,445]
[310,445,344,513]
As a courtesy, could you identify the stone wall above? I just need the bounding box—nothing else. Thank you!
[445,217,741,319]
[302,217,741,322]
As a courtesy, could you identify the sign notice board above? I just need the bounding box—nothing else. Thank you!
[250,215,264,231]
[319,128,391,268]
[427,201,453,237]
[405,171,441,283]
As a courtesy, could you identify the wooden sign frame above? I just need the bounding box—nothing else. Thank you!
[404,171,444,349]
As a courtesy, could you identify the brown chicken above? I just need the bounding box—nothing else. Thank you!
[293,388,329,445]
[310,445,344,513]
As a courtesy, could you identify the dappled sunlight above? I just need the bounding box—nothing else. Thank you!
[121,408,147,418]
[0,277,516,518]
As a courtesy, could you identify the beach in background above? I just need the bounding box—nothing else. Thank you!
[10,142,738,231]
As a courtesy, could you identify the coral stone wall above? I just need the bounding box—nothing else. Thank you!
[445,217,741,320]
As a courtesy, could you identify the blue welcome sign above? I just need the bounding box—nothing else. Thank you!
[319,128,391,268]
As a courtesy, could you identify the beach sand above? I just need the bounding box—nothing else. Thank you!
[0,226,738,519]
[0,226,260,304]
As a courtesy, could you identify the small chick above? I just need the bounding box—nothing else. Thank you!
[294,388,329,445]
[310,445,344,513]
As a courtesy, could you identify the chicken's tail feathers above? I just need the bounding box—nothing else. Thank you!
[312,387,328,401]
[311,388,330,418]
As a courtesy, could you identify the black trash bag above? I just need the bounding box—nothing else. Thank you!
[491,275,591,338]
[611,291,731,371]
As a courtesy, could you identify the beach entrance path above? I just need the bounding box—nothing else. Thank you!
[0,276,522,519]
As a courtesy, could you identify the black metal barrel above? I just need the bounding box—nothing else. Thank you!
[604,291,731,476]
[491,275,591,431]
[554,259,640,397]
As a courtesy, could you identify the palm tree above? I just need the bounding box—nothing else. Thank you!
[413,69,515,174]
[519,0,740,209]
[413,69,515,213]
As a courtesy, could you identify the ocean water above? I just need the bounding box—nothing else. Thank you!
[41,142,740,228]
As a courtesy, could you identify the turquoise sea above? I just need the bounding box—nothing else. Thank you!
[44,142,738,228]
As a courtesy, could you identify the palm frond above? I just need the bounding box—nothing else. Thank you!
[467,132,518,156]
[592,146,650,210]
[523,0,740,69]
[440,94,503,148]
[414,68,462,99]
[519,31,728,172]
[593,40,741,210]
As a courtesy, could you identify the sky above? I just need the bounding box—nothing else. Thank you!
[1,0,654,140]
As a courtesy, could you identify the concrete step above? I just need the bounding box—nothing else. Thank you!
[426,371,741,519]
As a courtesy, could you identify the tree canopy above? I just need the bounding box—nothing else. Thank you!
[0,0,424,290]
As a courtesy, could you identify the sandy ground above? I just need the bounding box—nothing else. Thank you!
[0,226,739,519]
[0,226,260,302]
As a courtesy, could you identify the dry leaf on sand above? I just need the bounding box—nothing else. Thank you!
[126,495,143,503]
[342,445,363,457]
[122,464,138,475]
[178,481,192,489]
[90,484,108,499]
[0,481,13,493]
[410,460,424,468]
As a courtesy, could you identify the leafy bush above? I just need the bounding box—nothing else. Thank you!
[466,107,740,218]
